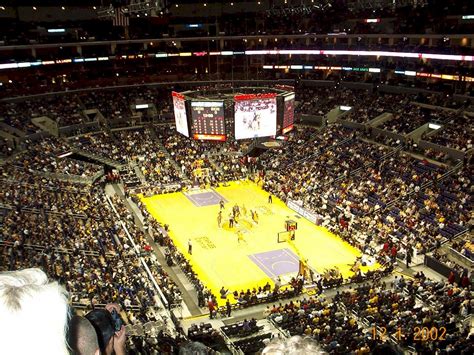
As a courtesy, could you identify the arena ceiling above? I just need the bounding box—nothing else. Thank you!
[0,0,344,6]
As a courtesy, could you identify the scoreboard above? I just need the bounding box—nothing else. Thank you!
[172,91,189,137]
[282,93,295,134]
[190,101,226,141]
[234,93,277,140]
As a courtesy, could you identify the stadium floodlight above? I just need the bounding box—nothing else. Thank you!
[428,123,442,130]
[0,63,18,69]
[47,29,66,33]
[57,152,73,158]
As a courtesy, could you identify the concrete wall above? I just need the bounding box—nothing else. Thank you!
[338,119,366,130]
[418,140,466,161]
[340,81,373,92]
[371,126,405,142]
[300,114,324,126]
[379,84,442,96]
[300,80,335,88]
[368,112,393,127]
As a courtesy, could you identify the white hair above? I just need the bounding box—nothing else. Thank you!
[0,268,70,355]
[262,335,325,355]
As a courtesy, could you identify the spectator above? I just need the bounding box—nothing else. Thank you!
[0,268,70,355]
[68,315,100,355]
[85,309,127,355]
[262,335,324,354]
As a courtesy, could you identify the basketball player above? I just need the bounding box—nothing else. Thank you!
[188,239,192,255]
[220,200,225,210]
[241,204,247,217]
[229,213,234,228]
[217,211,222,228]
[268,194,273,204]
[252,211,259,224]
[233,204,240,219]
[237,230,245,244]
[290,230,295,240]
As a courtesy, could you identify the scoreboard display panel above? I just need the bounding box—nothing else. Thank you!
[190,101,226,141]
[282,93,295,133]
[234,93,277,140]
[172,91,189,137]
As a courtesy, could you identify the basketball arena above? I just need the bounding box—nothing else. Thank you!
[1,2,472,354]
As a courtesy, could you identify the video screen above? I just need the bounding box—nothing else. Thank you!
[191,101,226,141]
[283,93,295,133]
[234,94,277,140]
[172,91,189,137]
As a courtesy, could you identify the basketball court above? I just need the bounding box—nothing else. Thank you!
[140,181,380,304]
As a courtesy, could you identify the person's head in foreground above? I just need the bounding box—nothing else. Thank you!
[261,335,325,355]
[68,315,100,355]
[86,308,126,355]
[0,268,70,355]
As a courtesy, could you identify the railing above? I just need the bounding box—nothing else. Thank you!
[0,199,88,219]
[72,147,125,170]
[288,135,353,168]
[219,330,245,355]
[0,240,106,257]
[105,194,170,310]
[6,163,100,185]
[448,243,474,266]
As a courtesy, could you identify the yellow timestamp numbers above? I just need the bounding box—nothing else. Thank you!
[372,326,447,341]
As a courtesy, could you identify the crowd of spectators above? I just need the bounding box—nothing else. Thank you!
[157,125,224,185]
[80,90,131,122]
[261,121,471,272]
[114,127,182,186]
[109,195,183,308]
[71,132,127,163]
[380,104,432,134]
[344,93,414,124]
[0,137,14,157]
[1,95,87,128]
[381,105,459,135]
[12,137,103,177]
[268,294,377,354]
[266,270,473,353]
[1,100,48,133]
[0,86,174,133]
[0,168,171,333]
[336,274,472,353]
[451,239,474,262]
[297,88,369,116]
[1,80,473,354]
[425,113,473,151]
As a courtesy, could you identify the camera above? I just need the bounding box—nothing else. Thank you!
[110,309,123,332]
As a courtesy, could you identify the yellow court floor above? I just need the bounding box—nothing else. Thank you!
[140,181,379,303]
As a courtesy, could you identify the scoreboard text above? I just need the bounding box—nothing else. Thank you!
[191,101,226,141]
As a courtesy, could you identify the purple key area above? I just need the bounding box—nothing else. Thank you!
[184,189,226,207]
[248,248,300,278]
